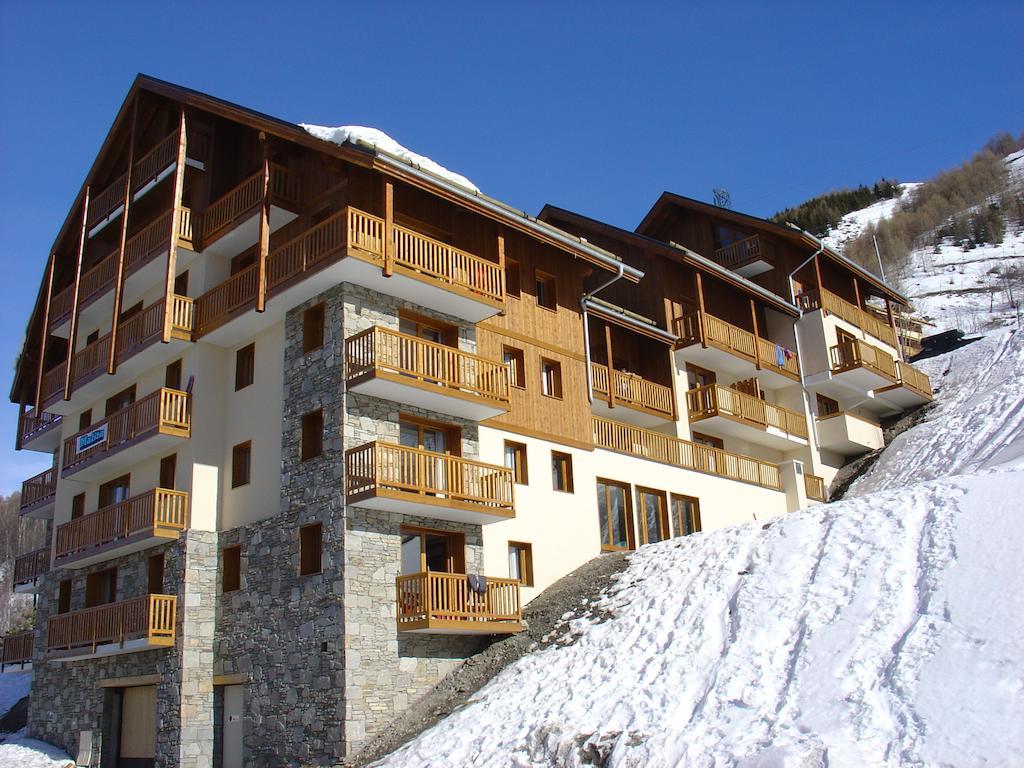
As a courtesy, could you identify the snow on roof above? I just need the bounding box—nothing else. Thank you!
[299,124,480,193]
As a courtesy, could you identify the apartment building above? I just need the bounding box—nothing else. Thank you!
[1,76,933,768]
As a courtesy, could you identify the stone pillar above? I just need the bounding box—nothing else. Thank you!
[178,530,218,768]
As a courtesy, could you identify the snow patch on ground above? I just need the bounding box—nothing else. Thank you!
[299,124,480,193]
[0,671,31,728]
[0,738,74,768]
[821,183,920,254]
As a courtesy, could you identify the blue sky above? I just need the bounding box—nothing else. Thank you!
[0,1,1021,492]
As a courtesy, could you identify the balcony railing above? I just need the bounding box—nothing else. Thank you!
[592,416,782,491]
[55,488,188,565]
[805,473,826,502]
[590,362,675,417]
[345,441,515,513]
[201,163,302,245]
[797,288,898,348]
[14,547,51,587]
[62,388,190,476]
[829,338,897,381]
[675,310,800,380]
[1,631,33,666]
[20,466,57,514]
[346,326,510,405]
[396,571,523,633]
[713,233,764,270]
[896,361,933,399]
[19,408,61,447]
[47,594,176,656]
[686,384,809,440]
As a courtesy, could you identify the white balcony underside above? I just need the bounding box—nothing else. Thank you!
[21,428,62,454]
[14,581,42,594]
[350,493,512,525]
[874,383,931,410]
[63,431,186,482]
[804,371,901,416]
[56,531,176,570]
[348,375,507,421]
[1,663,32,673]
[87,157,204,239]
[204,206,297,258]
[734,259,773,278]
[590,398,671,429]
[21,499,54,520]
[49,636,164,663]
[688,414,808,450]
[675,346,794,390]
[816,416,883,457]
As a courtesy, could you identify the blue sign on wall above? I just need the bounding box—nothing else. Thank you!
[76,423,108,454]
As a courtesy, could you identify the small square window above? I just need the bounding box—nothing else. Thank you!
[300,523,323,576]
[551,451,573,493]
[301,410,324,462]
[222,545,242,593]
[507,541,534,587]
[535,271,556,310]
[503,346,526,389]
[505,258,521,299]
[232,442,251,488]
[235,343,255,391]
[541,358,562,398]
[303,303,325,353]
[504,441,528,485]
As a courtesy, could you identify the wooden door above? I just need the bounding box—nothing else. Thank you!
[119,685,156,767]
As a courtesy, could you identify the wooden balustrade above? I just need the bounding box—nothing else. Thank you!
[88,172,129,227]
[71,333,111,390]
[592,415,782,490]
[62,388,190,474]
[269,163,302,209]
[346,327,510,403]
[132,130,180,190]
[713,233,763,269]
[675,310,799,379]
[345,442,515,512]
[114,301,166,360]
[202,163,302,245]
[348,206,384,252]
[14,547,51,585]
[20,408,61,444]
[77,248,120,307]
[896,361,933,398]
[20,466,57,511]
[40,362,67,407]
[1,631,34,666]
[804,473,826,502]
[686,384,808,439]
[798,288,898,348]
[193,264,259,337]
[55,488,188,563]
[265,211,346,290]
[47,594,176,655]
[589,362,674,416]
[396,571,522,631]
[829,338,898,380]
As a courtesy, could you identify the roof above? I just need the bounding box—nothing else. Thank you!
[636,191,909,304]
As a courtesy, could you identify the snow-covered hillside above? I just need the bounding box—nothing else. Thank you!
[374,331,1024,768]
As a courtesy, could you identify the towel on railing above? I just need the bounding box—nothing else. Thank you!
[775,345,785,367]
[467,573,488,594]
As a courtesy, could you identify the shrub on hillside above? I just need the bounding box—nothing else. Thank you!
[771,179,900,237]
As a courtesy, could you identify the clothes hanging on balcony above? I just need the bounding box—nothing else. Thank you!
[467,573,488,594]
[775,345,786,367]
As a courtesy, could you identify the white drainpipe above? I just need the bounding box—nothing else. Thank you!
[787,234,826,467]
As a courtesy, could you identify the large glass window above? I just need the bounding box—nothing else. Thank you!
[400,527,464,574]
[637,487,668,545]
[597,479,633,552]
[671,494,702,537]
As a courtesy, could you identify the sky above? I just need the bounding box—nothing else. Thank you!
[0,1,1021,493]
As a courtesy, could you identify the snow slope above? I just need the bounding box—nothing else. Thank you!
[374,332,1024,768]
[0,671,31,730]
[0,739,74,768]
[820,183,920,254]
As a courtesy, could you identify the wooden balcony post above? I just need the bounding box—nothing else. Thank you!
[604,323,615,409]
[162,108,187,343]
[695,272,707,348]
[382,180,395,278]
[851,277,864,334]
[256,133,270,313]
[497,230,506,314]
[64,188,91,401]
[34,254,55,412]
[749,298,761,371]
[813,254,823,293]
[885,298,904,361]
[107,96,139,374]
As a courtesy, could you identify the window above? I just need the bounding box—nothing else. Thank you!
[301,410,324,461]
[230,248,255,275]
[504,441,528,485]
[71,493,85,520]
[159,454,177,490]
[78,409,92,432]
[173,270,189,296]
[105,385,136,418]
[540,358,562,398]
[119,301,143,324]
[503,346,526,389]
[147,553,164,594]
[165,359,183,390]
[597,479,633,552]
[231,442,251,488]
[685,363,716,390]
[508,541,534,587]
[551,451,573,492]
[671,495,702,537]
[58,579,72,614]
[222,545,241,593]
[98,474,131,508]
[235,343,255,391]
[505,258,521,299]
[535,271,557,310]
[400,526,465,574]
[299,523,323,576]
[303,303,325,353]
[399,311,456,346]
[691,431,724,450]
[85,567,117,608]
[86,329,100,345]
[637,487,669,545]
[399,415,460,455]
[816,394,840,417]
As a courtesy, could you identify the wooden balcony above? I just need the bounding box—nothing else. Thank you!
[20,465,57,517]
[713,233,773,277]
[346,327,509,420]
[592,416,782,491]
[1,631,34,668]
[675,310,800,388]
[346,441,515,524]
[55,489,188,569]
[17,408,62,452]
[13,547,50,593]
[201,163,302,256]
[396,572,523,634]
[590,362,675,426]
[797,288,898,349]
[828,338,898,393]
[804,473,826,502]
[686,384,808,449]
[816,411,884,456]
[62,388,190,480]
[874,361,934,410]
[47,594,176,661]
